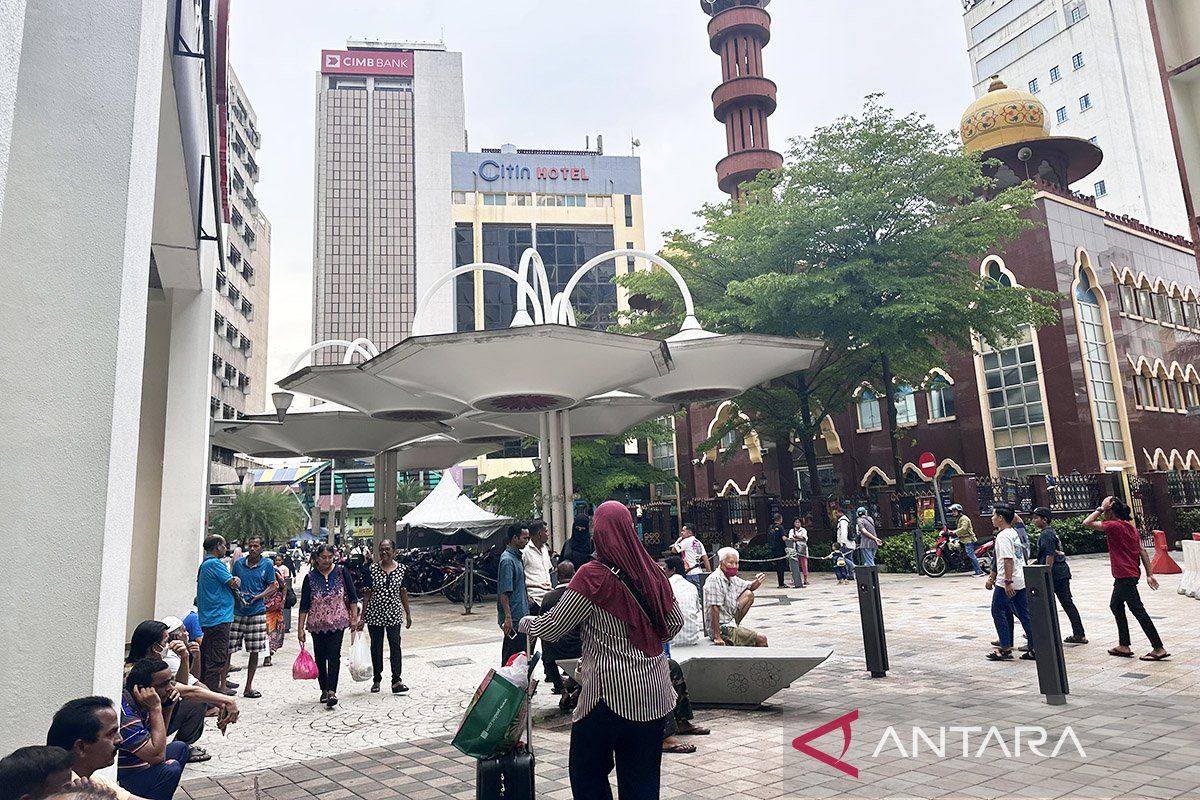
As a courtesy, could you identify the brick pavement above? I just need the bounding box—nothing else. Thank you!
[179,553,1200,799]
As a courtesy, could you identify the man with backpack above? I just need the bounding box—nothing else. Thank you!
[1031,507,1087,644]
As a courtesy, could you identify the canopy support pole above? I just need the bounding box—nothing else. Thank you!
[560,409,574,550]
[548,411,564,553]
[538,413,552,539]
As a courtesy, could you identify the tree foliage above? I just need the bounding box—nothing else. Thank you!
[620,96,1061,510]
[209,488,306,545]
[471,420,673,519]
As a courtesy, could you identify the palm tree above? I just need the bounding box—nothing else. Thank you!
[396,480,428,518]
[209,488,306,546]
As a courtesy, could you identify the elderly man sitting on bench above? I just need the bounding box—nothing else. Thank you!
[702,548,768,647]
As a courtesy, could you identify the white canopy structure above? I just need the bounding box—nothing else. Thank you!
[398,472,514,542]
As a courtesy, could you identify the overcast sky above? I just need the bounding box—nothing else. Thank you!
[227,1,975,389]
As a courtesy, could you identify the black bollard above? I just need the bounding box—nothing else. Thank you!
[912,530,925,576]
[1023,564,1069,705]
[854,565,888,678]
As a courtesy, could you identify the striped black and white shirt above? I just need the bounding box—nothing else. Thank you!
[519,588,683,723]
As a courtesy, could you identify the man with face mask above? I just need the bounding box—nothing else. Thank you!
[702,548,768,647]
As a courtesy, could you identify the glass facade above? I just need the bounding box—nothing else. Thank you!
[1075,272,1127,463]
[982,330,1052,477]
[454,224,474,333]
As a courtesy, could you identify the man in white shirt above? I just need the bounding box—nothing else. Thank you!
[985,505,1036,661]
[669,524,711,593]
[834,507,855,585]
[664,556,703,647]
[702,548,768,647]
[521,520,555,613]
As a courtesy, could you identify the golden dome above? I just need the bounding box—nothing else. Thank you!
[960,76,1048,154]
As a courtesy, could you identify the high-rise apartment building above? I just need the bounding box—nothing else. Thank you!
[212,67,271,427]
[311,40,465,361]
[962,0,1190,237]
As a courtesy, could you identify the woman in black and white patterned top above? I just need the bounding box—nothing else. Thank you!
[360,539,412,694]
[521,501,682,800]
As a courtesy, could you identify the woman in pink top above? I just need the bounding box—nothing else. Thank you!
[1083,496,1169,661]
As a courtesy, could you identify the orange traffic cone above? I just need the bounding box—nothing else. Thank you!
[1150,530,1182,574]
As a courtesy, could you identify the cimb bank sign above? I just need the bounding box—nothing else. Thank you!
[321,49,413,77]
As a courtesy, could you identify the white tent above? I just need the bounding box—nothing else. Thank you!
[398,472,514,543]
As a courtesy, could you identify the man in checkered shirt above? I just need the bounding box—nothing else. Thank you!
[703,547,768,647]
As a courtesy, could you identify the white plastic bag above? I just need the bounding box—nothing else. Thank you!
[348,630,373,682]
[496,652,529,689]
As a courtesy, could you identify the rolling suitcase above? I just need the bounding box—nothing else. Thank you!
[476,637,537,800]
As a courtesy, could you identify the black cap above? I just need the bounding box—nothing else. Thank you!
[1032,506,1052,520]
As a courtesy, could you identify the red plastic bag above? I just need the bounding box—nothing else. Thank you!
[293,642,318,680]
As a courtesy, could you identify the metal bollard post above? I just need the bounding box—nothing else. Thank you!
[912,530,925,576]
[854,565,888,678]
[1023,564,1068,705]
[463,556,474,616]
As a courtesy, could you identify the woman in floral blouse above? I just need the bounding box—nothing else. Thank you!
[298,544,360,708]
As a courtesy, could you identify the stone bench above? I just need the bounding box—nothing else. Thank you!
[557,640,832,710]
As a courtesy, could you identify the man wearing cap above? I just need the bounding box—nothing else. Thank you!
[950,504,984,576]
[855,507,882,567]
[1032,507,1087,644]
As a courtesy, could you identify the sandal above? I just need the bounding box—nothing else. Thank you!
[370,680,381,693]
[1107,648,1134,658]
[325,693,338,708]
[392,681,409,694]
[243,689,262,699]
[1139,652,1171,661]
[187,745,211,763]
[1063,635,1088,644]
[676,723,711,736]
[986,650,1013,661]
[1020,651,1036,660]
[662,742,697,754]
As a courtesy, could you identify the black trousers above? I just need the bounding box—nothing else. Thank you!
[198,622,230,691]
[166,698,206,745]
[1110,577,1163,649]
[662,659,694,738]
[311,629,345,692]
[569,701,667,800]
[774,553,786,587]
[368,624,402,683]
[1052,574,1086,638]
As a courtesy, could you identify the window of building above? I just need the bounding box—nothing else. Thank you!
[720,428,740,451]
[928,377,956,421]
[1186,381,1200,408]
[1184,300,1197,329]
[895,384,918,425]
[508,193,533,206]
[1118,282,1135,314]
[1056,106,1068,124]
[857,390,882,431]
[454,224,477,332]
[1050,65,1062,82]
[1136,286,1154,318]
[1154,292,1171,325]
[1170,297,1185,326]
[1079,94,1092,112]
[1028,78,1040,94]
[1173,379,1188,410]
[624,194,634,227]
[1094,180,1107,196]
[1134,373,1154,408]
[1070,4,1085,24]
[1072,52,1085,70]
[1155,377,1174,410]
[451,191,475,204]
[586,195,613,208]
[535,225,618,328]
[536,194,587,207]
[1075,271,1128,462]
[981,330,1053,477]
[482,193,507,206]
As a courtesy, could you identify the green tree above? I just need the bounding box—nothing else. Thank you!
[472,421,672,519]
[209,488,306,546]
[621,96,1060,517]
[395,480,428,518]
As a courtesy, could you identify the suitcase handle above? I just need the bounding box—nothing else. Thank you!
[524,634,536,748]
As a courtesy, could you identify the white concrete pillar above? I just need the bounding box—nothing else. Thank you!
[154,284,217,618]
[0,0,167,756]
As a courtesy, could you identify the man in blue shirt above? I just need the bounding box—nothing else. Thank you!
[230,535,276,698]
[197,535,239,695]
[497,524,531,666]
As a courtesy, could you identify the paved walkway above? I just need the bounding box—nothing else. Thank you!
[179,553,1200,799]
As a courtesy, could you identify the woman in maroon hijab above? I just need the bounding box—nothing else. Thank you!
[520,501,682,800]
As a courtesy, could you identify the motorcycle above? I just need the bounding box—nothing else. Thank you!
[922,528,994,578]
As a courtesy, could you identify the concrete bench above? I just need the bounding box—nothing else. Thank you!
[557,641,832,710]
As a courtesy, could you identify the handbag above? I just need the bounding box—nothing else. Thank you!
[292,643,318,680]
[284,581,297,609]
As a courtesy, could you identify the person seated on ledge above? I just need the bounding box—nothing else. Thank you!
[0,746,75,800]
[116,660,191,800]
[47,696,142,800]
[702,548,768,647]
